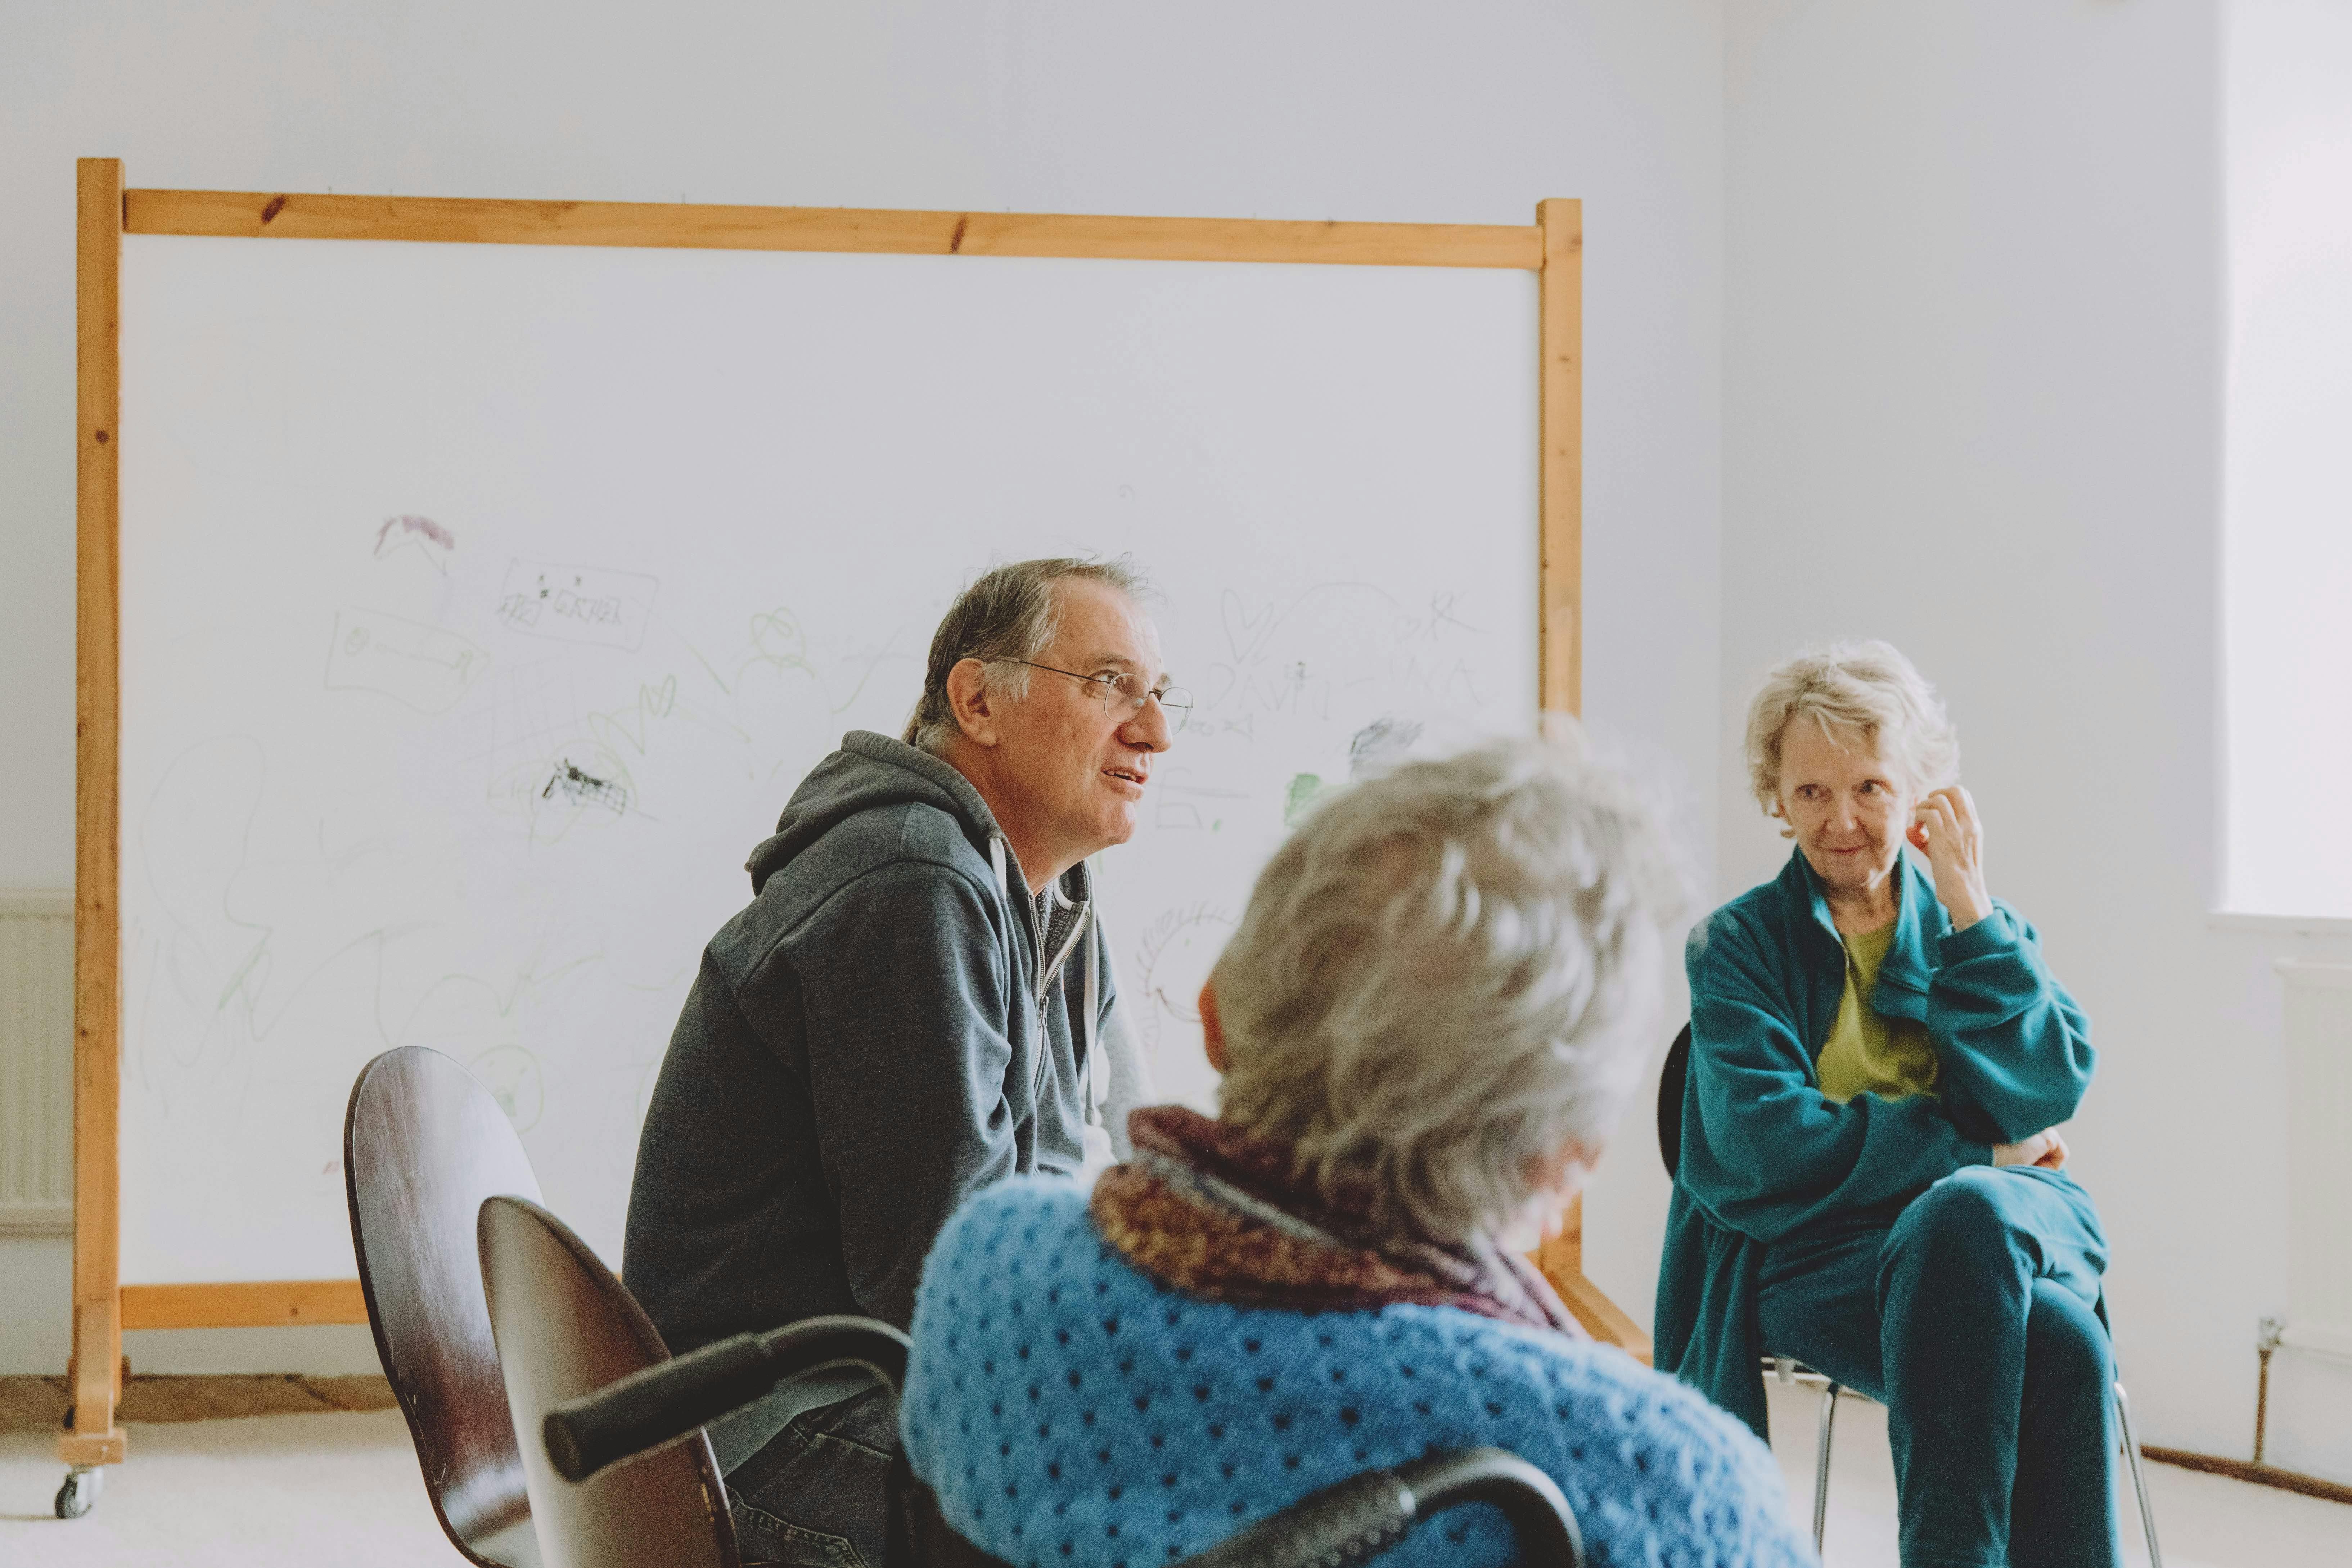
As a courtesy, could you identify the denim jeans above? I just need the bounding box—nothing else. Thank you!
[726,1384,900,1568]
[1755,1165,2116,1568]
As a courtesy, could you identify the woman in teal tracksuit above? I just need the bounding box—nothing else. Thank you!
[1656,641,2115,1568]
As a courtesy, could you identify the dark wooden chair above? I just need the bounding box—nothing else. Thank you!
[478,1194,739,1568]
[345,1046,546,1568]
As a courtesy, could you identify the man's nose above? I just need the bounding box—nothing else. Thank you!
[1123,695,1174,752]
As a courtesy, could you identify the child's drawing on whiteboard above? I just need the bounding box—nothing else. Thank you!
[1148,769,1249,832]
[1132,902,1236,1114]
[324,609,489,714]
[1190,584,1490,743]
[1348,716,1424,778]
[1134,901,1234,1050]
[372,513,456,574]
[495,558,659,652]
[469,1043,545,1132]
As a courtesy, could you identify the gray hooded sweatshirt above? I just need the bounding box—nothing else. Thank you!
[622,730,1146,1355]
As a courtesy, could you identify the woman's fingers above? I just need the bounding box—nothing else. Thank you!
[1914,797,1956,859]
[1915,790,1979,868]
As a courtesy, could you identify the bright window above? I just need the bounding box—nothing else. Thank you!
[2223,0,2352,918]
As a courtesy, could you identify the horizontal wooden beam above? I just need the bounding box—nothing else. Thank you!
[123,189,1545,270]
[120,1279,368,1330]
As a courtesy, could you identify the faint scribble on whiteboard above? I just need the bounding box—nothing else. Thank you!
[1192,585,1486,743]
[373,514,456,573]
[470,1044,546,1133]
[1150,769,1250,833]
[1348,716,1424,779]
[325,609,490,714]
[1133,901,1235,1055]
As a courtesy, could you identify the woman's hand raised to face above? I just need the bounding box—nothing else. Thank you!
[1992,1128,2069,1170]
[1908,785,1993,930]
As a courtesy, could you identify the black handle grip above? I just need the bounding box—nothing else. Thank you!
[1177,1469,1414,1568]
[544,1315,910,1483]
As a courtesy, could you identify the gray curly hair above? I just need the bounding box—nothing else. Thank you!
[1744,640,1960,832]
[1209,733,1685,1245]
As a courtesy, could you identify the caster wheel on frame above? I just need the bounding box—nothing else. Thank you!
[55,1465,104,1519]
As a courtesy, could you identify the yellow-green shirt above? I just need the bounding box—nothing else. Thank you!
[1815,920,1941,1104]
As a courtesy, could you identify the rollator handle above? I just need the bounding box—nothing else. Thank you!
[543,1315,909,1483]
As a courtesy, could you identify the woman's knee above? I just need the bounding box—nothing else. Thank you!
[1887,1166,2019,1269]
[2024,1278,2113,1389]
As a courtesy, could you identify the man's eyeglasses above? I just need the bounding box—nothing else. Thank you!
[1006,660,1191,720]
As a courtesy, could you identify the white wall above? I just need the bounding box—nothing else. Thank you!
[1724,0,2352,1475]
[0,1,1724,1373]
[2223,0,2352,919]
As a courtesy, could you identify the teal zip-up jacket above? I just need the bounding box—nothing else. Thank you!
[1654,848,2095,1437]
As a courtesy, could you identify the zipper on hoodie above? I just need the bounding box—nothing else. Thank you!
[990,835,1098,1117]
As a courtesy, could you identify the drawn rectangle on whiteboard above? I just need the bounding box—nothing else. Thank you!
[114,234,1536,1284]
[495,559,659,650]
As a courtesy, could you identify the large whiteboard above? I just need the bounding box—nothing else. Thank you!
[117,235,1540,1284]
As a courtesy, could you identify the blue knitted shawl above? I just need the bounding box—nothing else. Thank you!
[904,1181,1813,1568]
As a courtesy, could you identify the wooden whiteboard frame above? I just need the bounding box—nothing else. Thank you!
[68,156,1617,1468]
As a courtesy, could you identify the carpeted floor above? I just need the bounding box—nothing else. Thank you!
[1,1375,2347,1565]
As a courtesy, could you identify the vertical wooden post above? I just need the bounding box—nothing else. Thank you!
[1536,197,1582,720]
[63,156,127,1471]
[1536,195,1586,1280]
[1528,197,1648,1361]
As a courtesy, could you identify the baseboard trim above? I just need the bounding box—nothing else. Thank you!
[2141,1446,2352,1506]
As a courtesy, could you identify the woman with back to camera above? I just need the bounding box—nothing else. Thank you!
[899,735,1815,1567]
[1657,642,2111,1567]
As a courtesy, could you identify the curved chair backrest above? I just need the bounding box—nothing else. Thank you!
[478,1194,738,1568]
[1656,1023,1694,1181]
[891,1447,1583,1568]
[345,1046,545,1568]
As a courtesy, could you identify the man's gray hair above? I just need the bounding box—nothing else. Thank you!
[904,557,1150,755]
[1744,640,1960,832]
[1211,734,1685,1245]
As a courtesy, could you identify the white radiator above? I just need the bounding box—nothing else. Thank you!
[2279,960,2352,1361]
[0,891,73,1236]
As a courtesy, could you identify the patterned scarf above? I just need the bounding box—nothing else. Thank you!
[1090,1105,1584,1337]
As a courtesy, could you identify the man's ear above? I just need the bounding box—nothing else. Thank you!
[1198,979,1227,1074]
[945,658,1002,747]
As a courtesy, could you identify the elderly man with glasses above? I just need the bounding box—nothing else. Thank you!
[623,556,1184,1568]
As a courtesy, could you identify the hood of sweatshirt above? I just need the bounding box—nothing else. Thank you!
[746,732,1096,954]
[745,730,1012,894]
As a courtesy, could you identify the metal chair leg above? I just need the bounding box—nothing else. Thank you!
[2112,1380,2161,1568]
[1812,1381,1839,1554]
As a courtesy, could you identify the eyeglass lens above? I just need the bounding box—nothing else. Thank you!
[1109,673,1190,715]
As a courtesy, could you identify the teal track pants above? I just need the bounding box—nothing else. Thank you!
[1754,1166,2115,1568]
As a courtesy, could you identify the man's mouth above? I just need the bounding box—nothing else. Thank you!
[1103,765,1147,793]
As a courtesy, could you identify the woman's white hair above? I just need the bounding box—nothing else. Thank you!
[1744,640,1960,832]
[1210,734,1685,1245]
